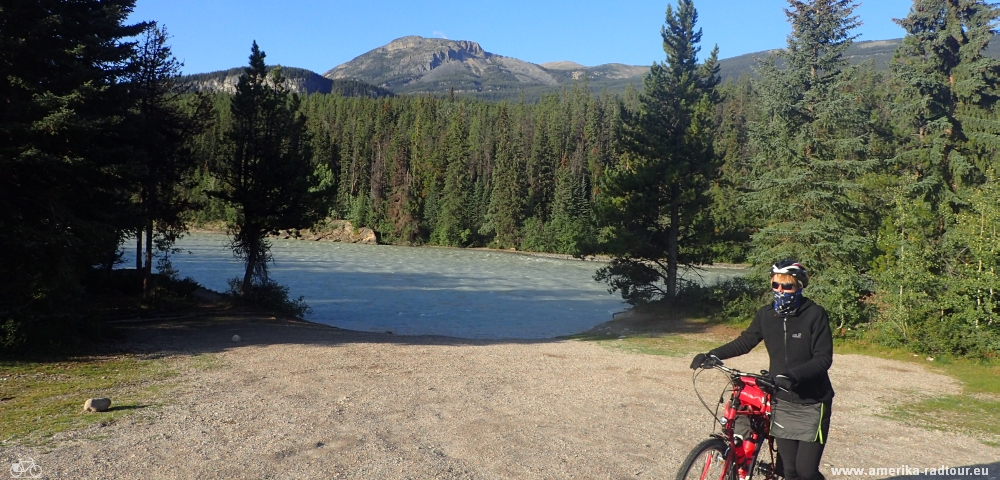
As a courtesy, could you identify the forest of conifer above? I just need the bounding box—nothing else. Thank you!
[2,0,999,359]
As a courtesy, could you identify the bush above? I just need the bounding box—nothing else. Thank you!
[224,277,311,317]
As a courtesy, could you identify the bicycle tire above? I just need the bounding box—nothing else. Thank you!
[676,438,735,480]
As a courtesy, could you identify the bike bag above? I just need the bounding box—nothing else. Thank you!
[770,399,830,443]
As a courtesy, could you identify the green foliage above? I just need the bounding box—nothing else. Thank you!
[595,0,721,301]
[209,43,331,295]
[484,104,527,248]
[708,76,757,263]
[7,0,1000,362]
[547,167,594,254]
[743,0,880,329]
[431,108,473,246]
[866,0,1000,358]
[0,0,147,354]
[129,24,214,298]
[224,277,311,318]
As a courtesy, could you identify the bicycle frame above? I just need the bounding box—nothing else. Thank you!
[696,364,782,480]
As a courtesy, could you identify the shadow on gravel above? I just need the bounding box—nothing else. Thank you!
[882,461,998,480]
[107,404,152,412]
[100,309,560,357]
[90,300,735,358]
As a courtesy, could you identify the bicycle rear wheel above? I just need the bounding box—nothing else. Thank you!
[676,438,734,480]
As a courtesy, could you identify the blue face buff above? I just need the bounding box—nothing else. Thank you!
[773,289,802,316]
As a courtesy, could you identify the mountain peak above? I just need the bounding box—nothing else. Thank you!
[324,35,560,92]
[382,36,486,57]
[540,61,588,70]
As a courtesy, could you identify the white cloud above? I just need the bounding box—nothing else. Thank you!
[433,30,448,39]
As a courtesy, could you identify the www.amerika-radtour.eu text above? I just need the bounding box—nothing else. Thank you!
[830,466,991,477]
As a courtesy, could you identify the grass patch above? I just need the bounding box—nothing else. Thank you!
[570,332,719,358]
[834,340,1000,395]
[889,395,1000,436]
[0,353,216,446]
[834,338,1000,444]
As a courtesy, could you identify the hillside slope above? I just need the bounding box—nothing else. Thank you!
[180,66,393,98]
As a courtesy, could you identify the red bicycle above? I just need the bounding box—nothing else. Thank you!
[676,361,784,480]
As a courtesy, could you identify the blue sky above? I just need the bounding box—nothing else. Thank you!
[128,0,916,75]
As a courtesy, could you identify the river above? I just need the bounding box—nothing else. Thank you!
[123,233,743,339]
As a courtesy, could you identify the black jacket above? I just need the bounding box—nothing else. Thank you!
[709,298,835,404]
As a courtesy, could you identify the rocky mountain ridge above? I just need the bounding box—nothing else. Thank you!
[323,36,647,100]
[181,35,1000,101]
[180,66,393,97]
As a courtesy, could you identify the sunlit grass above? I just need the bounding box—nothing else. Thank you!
[827,337,1000,444]
[573,333,719,358]
[0,353,218,445]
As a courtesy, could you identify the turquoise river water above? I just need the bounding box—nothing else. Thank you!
[123,233,743,339]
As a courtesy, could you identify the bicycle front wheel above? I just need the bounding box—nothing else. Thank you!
[676,438,734,480]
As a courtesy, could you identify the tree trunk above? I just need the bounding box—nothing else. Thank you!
[667,185,680,299]
[135,228,142,272]
[142,219,153,299]
[241,237,257,296]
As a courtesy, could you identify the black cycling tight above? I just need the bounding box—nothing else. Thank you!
[775,438,826,480]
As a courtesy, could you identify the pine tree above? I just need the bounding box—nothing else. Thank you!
[548,166,593,255]
[210,42,328,295]
[595,0,720,302]
[708,76,757,263]
[527,109,556,221]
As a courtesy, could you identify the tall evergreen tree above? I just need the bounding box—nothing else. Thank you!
[484,104,526,248]
[527,109,556,221]
[708,76,757,263]
[210,42,327,295]
[595,0,720,303]
[0,0,146,350]
[744,0,878,327]
[548,166,593,255]
[432,108,472,246]
[876,0,1000,354]
[129,24,212,298]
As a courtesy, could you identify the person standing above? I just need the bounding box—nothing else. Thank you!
[691,260,834,480]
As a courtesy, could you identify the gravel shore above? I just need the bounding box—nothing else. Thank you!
[2,313,997,479]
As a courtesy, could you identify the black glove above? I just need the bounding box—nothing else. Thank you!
[770,373,796,391]
[690,353,722,370]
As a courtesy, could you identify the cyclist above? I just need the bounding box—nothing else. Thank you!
[690,260,834,480]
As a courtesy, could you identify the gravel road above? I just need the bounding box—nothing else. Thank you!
[2,313,997,479]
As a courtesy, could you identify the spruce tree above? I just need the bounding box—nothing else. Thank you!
[210,42,327,295]
[595,0,720,302]
[0,0,146,350]
[549,167,593,255]
[744,0,878,327]
[128,24,212,298]
[877,0,1000,354]
[484,104,526,249]
[432,108,472,246]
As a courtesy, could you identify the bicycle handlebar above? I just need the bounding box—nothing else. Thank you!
[697,361,789,393]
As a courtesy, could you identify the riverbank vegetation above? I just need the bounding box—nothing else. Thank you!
[2,0,999,360]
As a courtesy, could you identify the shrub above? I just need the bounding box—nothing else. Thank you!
[224,277,311,318]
